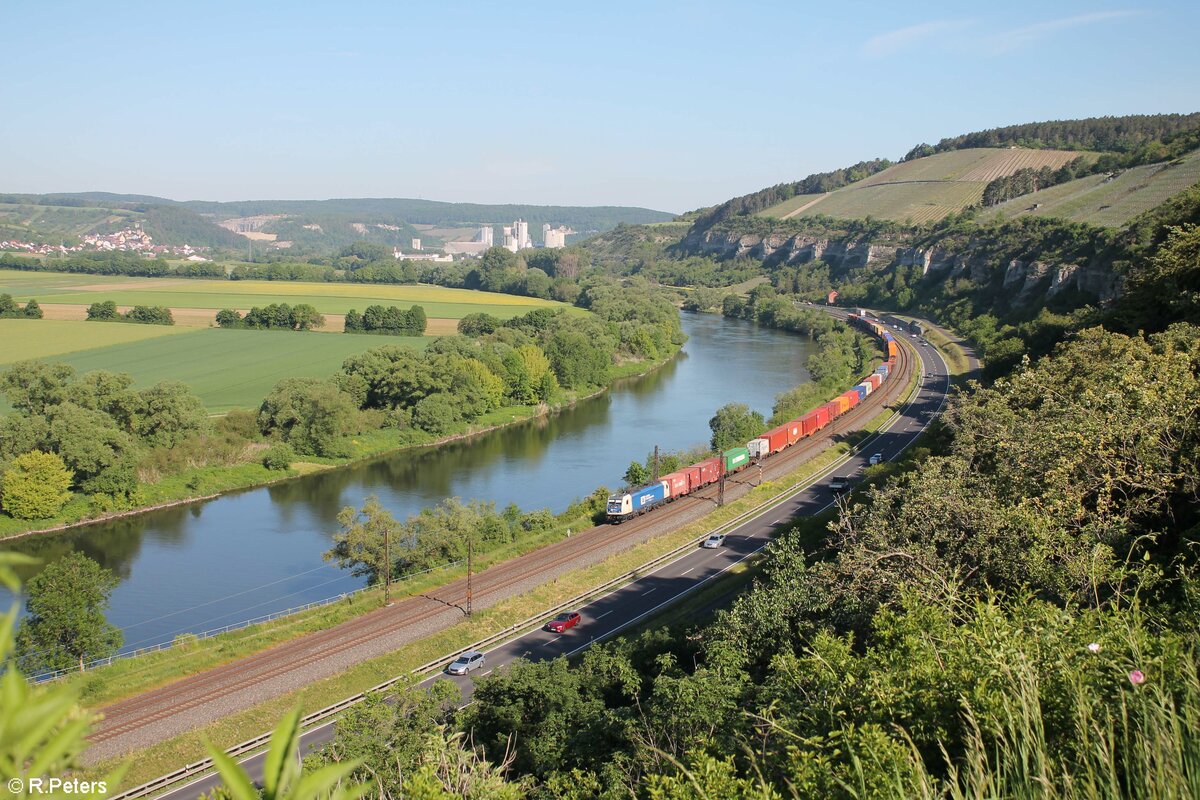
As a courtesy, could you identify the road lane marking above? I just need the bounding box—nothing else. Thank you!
[596,610,613,619]
[643,587,657,595]
[681,567,694,576]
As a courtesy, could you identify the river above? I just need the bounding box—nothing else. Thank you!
[1,312,814,653]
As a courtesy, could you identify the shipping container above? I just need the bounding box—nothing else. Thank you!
[723,447,751,474]
[661,471,689,499]
[867,374,881,391]
[749,423,795,458]
[798,409,823,437]
[814,405,832,430]
[854,383,869,399]
[887,341,899,359]
[696,457,723,487]
[841,390,860,409]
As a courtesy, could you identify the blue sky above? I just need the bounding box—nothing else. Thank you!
[3,1,1198,212]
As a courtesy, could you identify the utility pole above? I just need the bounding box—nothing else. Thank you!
[758,459,763,486]
[718,470,726,507]
[652,445,660,482]
[466,535,474,617]
[384,524,392,606]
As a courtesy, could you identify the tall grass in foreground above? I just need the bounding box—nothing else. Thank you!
[844,652,1200,799]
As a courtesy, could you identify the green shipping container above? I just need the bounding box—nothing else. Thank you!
[722,446,750,473]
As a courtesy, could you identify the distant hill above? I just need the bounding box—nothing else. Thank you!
[0,193,674,254]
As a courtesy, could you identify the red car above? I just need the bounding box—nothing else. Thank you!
[545,611,581,633]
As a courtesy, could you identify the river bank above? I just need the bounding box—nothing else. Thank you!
[0,345,681,542]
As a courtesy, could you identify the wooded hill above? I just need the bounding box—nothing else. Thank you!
[0,193,674,255]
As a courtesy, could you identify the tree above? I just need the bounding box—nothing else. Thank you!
[16,552,122,673]
[0,451,72,519]
[22,298,42,318]
[216,308,243,328]
[258,378,359,457]
[545,330,611,389]
[44,402,133,490]
[0,553,127,799]
[406,305,427,335]
[86,300,118,321]
[412,393,459,435]
[325,495,399,586]
[290,303,325,331]
[458,312,501,337]
[0,360,75,413]
[134,382,207,448]
[709,403,765,451]
[624,460,650,487]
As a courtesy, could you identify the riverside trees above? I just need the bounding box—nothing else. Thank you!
[16,552,122,673]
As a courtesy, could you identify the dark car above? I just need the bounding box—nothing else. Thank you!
[829,476,851,493]
[545,611,581,633]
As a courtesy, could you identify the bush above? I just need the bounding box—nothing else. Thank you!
[86,300,119,321]
[1,450,73,519]
[262,441,296,471]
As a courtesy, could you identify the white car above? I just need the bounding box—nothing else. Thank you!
[869,453,883,466]
[446,651,485,675]
[702,534,726,549]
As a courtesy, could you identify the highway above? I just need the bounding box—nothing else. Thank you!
[150,321,954,800]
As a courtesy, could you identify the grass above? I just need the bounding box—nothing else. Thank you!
[755,148,1094,224]
[758,193,826,219]
[981,148,1200,227]
[0,322,428,413]
[0,271,574,320]
[77,342,925,791]
[0,318,190,362]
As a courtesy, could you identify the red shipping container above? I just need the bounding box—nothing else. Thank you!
[799,410,821,437]
[678,463,702,491]
[661,471,689,499]
[695,457,722,488]
[764,424,791,454]
[867,374,881,391]
[814,406,831,430]
[841,389,860,409]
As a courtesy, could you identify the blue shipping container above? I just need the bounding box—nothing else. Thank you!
[630,483,667,510]
[854,384,868,400]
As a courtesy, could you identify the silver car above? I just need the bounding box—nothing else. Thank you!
[446,651,485,675]
[702,534,726,549]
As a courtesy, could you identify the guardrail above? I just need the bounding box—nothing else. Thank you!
[108,340,925,800]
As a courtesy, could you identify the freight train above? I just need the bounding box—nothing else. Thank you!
[606,313,898,523]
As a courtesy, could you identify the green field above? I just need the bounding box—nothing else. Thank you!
[757,147,1092,223]
[0,272,571,319]
[981,149,1200,227]
[0,319,427,412]
[0,318,190,361]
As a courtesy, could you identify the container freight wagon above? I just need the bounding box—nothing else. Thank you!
[799,407,830,437]
[607,482,668,522]
[723,447,750,474]
[840,390,860,410]
[866,374,882,391]
[854,383,870,400]
[661,471,690,499]
[748,421,801,459]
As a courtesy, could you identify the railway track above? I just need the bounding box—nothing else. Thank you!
[88,337,914,755]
